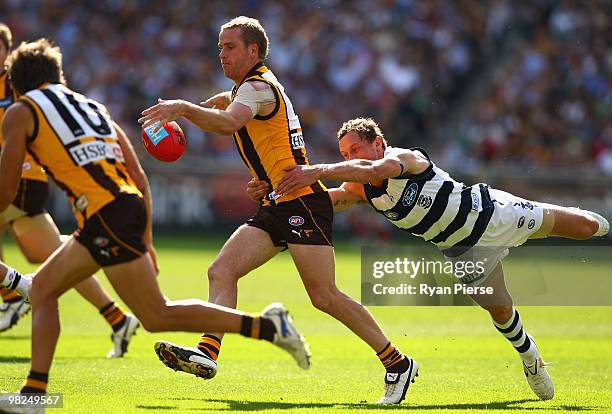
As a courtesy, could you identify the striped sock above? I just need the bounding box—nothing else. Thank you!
[197,334,222,361]
[99,302,127,332]
[377,342,410,373]
[240,314,275,342]
[0,286,21,303]
[1,267,29,298]
[493,308,539,362]
[21,370,48,394]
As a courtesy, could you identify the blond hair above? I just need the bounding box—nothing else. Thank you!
[221,16,269,60]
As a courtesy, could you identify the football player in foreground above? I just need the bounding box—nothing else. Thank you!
[248,117,610,402]
[0,22,140,358]
[0,39,309,413]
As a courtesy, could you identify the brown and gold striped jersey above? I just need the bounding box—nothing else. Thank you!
[0,71,47,182]
[19,83,141,227]
[231,63,326,206]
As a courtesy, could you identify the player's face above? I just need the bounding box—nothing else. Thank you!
[218,28,256,82]
[0,42,8,68]
[339,131,382,161]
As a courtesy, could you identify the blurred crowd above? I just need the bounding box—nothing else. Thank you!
[1,0,611,172]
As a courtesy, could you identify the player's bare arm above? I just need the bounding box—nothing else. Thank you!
[0,102,32,212]
[139,81,273,136]
[328,182,367,213]
[247,178,365,213]
[115,121,158,272]
[275,149,429,196]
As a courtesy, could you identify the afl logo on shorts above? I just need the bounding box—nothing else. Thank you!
[289,216,305,226]
[517,216,525,228]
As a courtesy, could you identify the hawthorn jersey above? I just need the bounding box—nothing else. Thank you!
[231,63,325,206]
[0,71,47,182]
[364,147,495,250]
[18,83,141,227]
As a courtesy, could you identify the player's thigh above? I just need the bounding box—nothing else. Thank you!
[288,243,336,291]
[103,253,165,317]
[31,237,100,301]
[12,213,62,262]
[469,262,513,309]
[211,224,281,279]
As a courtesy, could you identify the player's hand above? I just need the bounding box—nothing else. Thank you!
[200,93,230,110]
[138,98,186,132]
[275,165,321,197]
[246,179,269,202]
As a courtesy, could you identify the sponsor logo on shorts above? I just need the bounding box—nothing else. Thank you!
[528,219,536,229]
[291,229,303,238]
[417,194,432,209]
[384,210,399,220]
[402,183,419,207]
[289,216,305,226]
[94,237,109,247]
[518,216,525,228]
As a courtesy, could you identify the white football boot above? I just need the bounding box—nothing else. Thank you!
[523,357,554,400]
[376,357,419,404]
[0,298,31,333]
[106,314,140,358]
[154,340,218,379]
[261,302,311,369]
[0,392,44,414]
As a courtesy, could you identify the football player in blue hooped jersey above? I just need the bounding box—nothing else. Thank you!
[251,117,610,402]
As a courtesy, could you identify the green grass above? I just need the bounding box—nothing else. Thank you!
[1,235,611,413]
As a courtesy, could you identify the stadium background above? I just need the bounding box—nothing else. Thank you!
[1,0,611,238]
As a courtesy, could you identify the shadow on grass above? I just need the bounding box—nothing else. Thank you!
[135,397,601,411]
[0,335,30,341]
[0,356,30,363]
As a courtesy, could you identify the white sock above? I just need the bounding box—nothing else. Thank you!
[493,308,539,363]
[1,268,31,299]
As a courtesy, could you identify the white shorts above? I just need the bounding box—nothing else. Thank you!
[444,188,544,286]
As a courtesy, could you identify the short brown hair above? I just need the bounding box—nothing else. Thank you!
[7,38,66,95]
[221,16,269,61]
[337,117,388,148]
[0,23,12,50]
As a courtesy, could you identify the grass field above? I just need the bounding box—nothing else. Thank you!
[1,235,611,413]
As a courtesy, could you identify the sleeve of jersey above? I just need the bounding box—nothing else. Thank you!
[233,82,277,118]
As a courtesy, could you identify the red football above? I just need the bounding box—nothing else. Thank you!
[141,121,186,162]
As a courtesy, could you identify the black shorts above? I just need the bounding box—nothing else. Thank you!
[74,194,148,267]
[246,191,333,248]
[10,179,48,218]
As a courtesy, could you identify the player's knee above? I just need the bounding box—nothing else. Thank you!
[138,314,167,332]
[487,305,513,323]
[207,261,237,286]
[23,250,47,264]
[30,275,56,305]
[308,289,336,314]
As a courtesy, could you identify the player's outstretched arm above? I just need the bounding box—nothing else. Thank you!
[276,150,426,196]
[0,102,32,212]
[328,182,366,213]
[138,98,252,136]
[115,121,158,273]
